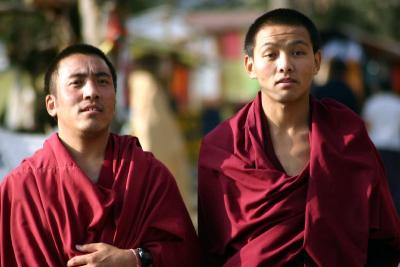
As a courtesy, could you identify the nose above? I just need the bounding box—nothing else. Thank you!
[82,79,100,100]
[276,53,293,73]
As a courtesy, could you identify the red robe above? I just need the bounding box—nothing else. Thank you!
[198,93,400,266]
[1,133,200,267]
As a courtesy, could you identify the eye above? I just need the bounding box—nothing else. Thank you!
[69,79,83,87]
[263,51,277,59]
[292,50,306,56]
[97,77,111,86]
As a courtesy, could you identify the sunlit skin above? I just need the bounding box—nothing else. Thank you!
[46,53,116,181]
[245,24,321,108]
[46,54,116,142]
[245,24,321,176]
[45,54,136,267]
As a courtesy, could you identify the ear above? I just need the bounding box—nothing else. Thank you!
[45,94,57,118]
[313,50,322,74]
[244,55,257,79]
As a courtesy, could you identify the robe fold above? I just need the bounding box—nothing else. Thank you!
[198,92,400,266]
[1,133,200,267]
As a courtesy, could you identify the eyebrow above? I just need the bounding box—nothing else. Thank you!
[68,71,112,79]
[287,40,309,47]
[261,39,310,48]
[94,72,112,79]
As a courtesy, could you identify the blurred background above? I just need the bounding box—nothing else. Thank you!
[1,0,400,217]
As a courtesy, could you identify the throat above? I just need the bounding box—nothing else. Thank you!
[271,128,310,176]
[76,156,104,183]
[85,168,101,183]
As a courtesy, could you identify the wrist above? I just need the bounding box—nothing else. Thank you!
[129,248,142,267]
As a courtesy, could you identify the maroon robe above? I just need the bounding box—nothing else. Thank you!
[1,133,200,267]
[198,92,400,266]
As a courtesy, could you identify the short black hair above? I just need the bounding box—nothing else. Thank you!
[44,43,117,95]
[244,8,321,57]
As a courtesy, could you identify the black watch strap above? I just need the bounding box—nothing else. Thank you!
[137,247,153,267]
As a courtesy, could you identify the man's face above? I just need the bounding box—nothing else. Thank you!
[46,54,116,138]
[245,24,321,104]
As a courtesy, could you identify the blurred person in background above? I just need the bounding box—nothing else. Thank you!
[311,57,360,113]
[198,8,400,266]
[363,79,400,214]
[0,44,200,267]
[127,54,194,217]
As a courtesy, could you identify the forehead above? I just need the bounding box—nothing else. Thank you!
[254,24,312,48]
[57,54,111,77]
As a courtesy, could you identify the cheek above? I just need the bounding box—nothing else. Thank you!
[105,91,116,108]
[59,90,81,104]
[254,61,274,76]
[300,61,317,77]
[108,90,116,101]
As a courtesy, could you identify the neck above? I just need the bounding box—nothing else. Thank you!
[261,93,310,133]
[58,130,110,182]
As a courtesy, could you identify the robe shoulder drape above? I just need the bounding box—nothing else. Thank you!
[1,133,200,267]
[198,93,400,267]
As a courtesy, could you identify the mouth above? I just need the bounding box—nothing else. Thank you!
[275,77,297,85]
[80,104,103,113]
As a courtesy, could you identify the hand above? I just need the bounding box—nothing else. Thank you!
[67,243,137,267]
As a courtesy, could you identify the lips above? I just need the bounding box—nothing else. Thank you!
[276,77,297,85]
[80,104,103,113]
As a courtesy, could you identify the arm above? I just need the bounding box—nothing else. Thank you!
[67,160,200,267]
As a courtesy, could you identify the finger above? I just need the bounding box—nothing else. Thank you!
[67,254,91,267]
[76,242,107,253]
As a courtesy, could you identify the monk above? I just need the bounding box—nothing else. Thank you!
[0,44,200,267]
[198,8,400,266]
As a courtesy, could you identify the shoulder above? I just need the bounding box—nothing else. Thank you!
[3,160,34,180]
[313,97,363,127]
[2,134,51,182]
[0,134,62,201]
[1,161,37,201]
[312,97,376,153]
[110,133,156,162]
[315,97,357,113]
[312,97,372,148]
[111,133,142,151]
[202,119,232,148]
[202,101,254,149]
[111,133,174,180]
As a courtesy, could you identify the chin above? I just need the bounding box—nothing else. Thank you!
[275,92,308,103]
[80,125,110,137]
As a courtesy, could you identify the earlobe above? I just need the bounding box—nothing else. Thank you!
[314,51,322,74]
[45,95,57,117]
[244,55,256,79]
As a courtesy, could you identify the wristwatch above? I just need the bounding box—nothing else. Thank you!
[137,247,153,267]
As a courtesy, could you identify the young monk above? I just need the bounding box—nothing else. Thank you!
[198,8,400,266]
[0,44,200,267]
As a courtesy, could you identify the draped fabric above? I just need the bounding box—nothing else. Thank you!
[198,92,400,267]
[1,133,200,267]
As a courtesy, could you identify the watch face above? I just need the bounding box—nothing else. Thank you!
[137,247,153,266]
[137,248,144,257]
